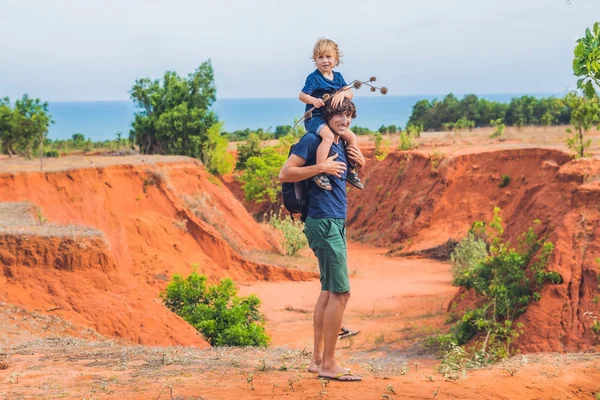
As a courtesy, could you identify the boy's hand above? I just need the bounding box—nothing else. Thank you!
[331,92,346,107]
[312,98,325,108]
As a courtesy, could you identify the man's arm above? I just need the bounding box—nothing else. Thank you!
[279,153,346,183]
[346,144,365,172]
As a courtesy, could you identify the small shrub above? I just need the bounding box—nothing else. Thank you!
[593,320,600,335]
[429,149,443,172]
[490,118,505,139]
[373,132,390,161]
[438,342,468,380]
[498,175,510,188]
[397,130,414,151]
[407,123,423,138]
[161,269,270,347]
[268,212,308,256]
[44,150,60,158]
[172,219,188,232]
[207,174,223,187]
[143,169,165,194]
[450,232,488,287]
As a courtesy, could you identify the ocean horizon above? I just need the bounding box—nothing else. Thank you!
[46,93,563,142]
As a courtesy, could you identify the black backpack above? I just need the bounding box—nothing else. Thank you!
[281,136,311,222]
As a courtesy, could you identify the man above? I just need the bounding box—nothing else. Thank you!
[279,98,365,382]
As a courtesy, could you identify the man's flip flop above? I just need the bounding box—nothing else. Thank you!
[307,366,351,374]
[338,328,359,339]
[318,372,362,382]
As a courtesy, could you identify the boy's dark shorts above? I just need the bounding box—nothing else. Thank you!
[304,116,326,136]
[303,216,349,293]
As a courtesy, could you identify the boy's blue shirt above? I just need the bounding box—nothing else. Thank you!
[301,70,347,119]
[291,132,348,219]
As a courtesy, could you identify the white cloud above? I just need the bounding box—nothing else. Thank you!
[0,0,598,100]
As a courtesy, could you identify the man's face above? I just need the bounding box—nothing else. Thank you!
[327,113,352,137]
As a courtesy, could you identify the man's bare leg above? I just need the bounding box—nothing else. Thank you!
[308,290,329,373]
[318,292,361,380]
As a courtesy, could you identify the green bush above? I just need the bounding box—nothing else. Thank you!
[268,212,308,256]
[490,118,505,139]
[444,208,562,362]
[450,232,488,287]
[498,175,510,188]
[236,133,262,170]
[397,130,414,151]
[406,123,423,138]
[161,269,270,347]
[44,150,60,158]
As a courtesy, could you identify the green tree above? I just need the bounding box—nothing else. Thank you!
[573,22,600,98]
[274,125,293,139]
[7,95,53,160]
[129,60,217,159]
[236,133,262,170]
[406,123,423,138]
[0,97,15,156]
[564,92,600,158]
[161,270,270,347]
[490,118,505,139]
[238,147,287,206]
[407,99,432,129]
[541,112,554,127]
[202,122,234,175]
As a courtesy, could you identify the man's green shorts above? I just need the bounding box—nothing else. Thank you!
[303,216,349,293]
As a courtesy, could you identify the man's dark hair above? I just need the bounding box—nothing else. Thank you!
[322,98,357,122]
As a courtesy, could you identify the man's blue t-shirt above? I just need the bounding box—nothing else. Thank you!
[301,70,347,119]
[291,133,348,219]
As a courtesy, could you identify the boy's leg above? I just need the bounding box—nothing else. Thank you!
[343,129,358,147]
[316,125,335,164]
[312,124,335,190]
[343,128,365,190]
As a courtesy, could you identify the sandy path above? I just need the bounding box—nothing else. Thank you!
[239,242,455,353]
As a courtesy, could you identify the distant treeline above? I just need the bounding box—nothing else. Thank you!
[224,93,576,141]
[221,124,384,141]
[43,133,132,157]
[407,93,573,131]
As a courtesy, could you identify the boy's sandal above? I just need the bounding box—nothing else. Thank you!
[312,174,332,190]
[346,172,364,190]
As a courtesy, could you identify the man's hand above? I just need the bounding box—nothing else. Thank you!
[331,92,346,108]
[312,97,325,108]
[321,153,347,178]
[346,145,365,171]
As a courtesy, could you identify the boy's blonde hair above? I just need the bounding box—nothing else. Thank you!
[311,38,343,66]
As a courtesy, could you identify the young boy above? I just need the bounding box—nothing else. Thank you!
[299,38,364,191]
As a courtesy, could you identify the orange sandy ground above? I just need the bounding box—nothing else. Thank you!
[2,243,600,399]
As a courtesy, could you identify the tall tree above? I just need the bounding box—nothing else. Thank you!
[7,95,53,160]
[0,97,15,156]
[564,91,600,158]
[129,61,218,160]
[573,22,600,98]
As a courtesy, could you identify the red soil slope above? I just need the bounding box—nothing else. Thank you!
[346,148,600,352]
[0,159,313,346]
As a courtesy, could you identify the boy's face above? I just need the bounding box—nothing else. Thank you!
[315,51,337,74]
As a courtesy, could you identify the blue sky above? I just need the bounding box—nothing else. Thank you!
[1,0,598,101]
